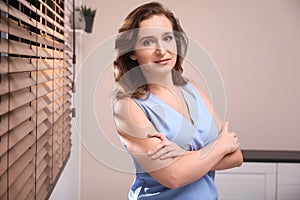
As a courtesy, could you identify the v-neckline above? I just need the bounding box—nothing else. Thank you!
[149,86,195,128]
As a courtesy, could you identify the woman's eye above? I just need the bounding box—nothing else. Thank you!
[164,35,173,42]
[142,39,154,46]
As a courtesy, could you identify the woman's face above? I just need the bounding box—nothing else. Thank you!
[131,15,177,70]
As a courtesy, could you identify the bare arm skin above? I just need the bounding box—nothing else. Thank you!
[190,83,243,170]
[148,123,243,171]
[147,83,243,170]
[114,98,240,189]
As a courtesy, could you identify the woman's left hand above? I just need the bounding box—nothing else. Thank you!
[148,133,186,160]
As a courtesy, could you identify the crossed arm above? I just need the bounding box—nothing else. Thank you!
[114,95,243,189]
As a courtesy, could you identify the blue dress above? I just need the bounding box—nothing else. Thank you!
[126,82,219,200]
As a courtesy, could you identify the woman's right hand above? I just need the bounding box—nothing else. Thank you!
[147,132,186,160]
[218,122,240,154]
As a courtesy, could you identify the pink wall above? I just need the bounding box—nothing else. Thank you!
[78,0,300,198]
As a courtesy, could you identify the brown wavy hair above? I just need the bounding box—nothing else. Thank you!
[114,2,188,99]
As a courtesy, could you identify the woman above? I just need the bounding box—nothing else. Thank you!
[113,2,243,199]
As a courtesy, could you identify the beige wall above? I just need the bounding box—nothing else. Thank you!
[79,0,300,198]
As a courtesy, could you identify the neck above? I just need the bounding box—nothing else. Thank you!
[142,67,175,93]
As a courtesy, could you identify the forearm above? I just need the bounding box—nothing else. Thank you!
[211,148,243,171]
[149,140,227,189]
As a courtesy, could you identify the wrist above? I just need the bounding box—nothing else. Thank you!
[214,138,230,157]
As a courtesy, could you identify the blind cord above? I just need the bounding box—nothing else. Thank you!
[6,0,10,199]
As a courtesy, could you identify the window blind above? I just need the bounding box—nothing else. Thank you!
[0,0,74,199]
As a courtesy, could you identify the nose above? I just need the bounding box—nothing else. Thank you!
[155,41,167,55]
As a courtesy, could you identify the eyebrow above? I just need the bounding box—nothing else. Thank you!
[139,36,154,41]
[139,31,173,41]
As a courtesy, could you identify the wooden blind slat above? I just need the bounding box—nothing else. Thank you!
[53,78,70,91]
[0,113,8,136]
[0,72,35,96]
[48,26,65,41]
[37,47,54,58]
[52,107,70,125]
[64,114,72,123]
[0,1,35,27]
[0,17,8,33]
[10,72,35,93]
[63,124,72,134]
[0,1,65,42]
[0,37,8,53]
[65,44,72,52]
[0,171,7,199]
[9,120,35,149]
[36,106,52,125]
[53,1,65,14]
[54,68,72,78]
[31,82,52,98]
[35,94,52,113]
[53,49,64,59]
[65,60,72,68]
[0,74,12,95]
[0,57,36,73]
[60,94,72,106]
[64,52,72,60]
[36,70,53,84]
[36,162,49,184]
[36,120,51,139]
[36,180,49,200]
[1,0,73,198]
[9,104,35,131]
[63,101,71,113]
[53,86,71,99]
[36,170,48,195]
[0,71,69,97]
[52,89,60,101]
[8,133,35,167]
[9,161,34,199]
[2,17,36,42]
[36,159,48,182]
[37,35,64,50]
[0,72,35,98]
[0,132,8,160]
[2,32,63,59]
[36,59,54,70]
[9,88,36,114]
[7,39,65,59]
[0,0,8,12]
[36,141,49,164]
[14,176,35,200]
[0,94,8,116]
[0,57,68,74]
[2,16,64,50]
[8,147,35,187]
[37,0,65,24]
[3,17,64,50]
[0,38,37,56]
[19,0,65,32]
[0,57,8,74]
[0,152,7,177]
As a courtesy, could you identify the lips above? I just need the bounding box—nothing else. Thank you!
[154,58,171,65]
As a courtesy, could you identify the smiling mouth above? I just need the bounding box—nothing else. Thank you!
[154,58,171,65]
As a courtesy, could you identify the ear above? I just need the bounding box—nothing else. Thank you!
[129,52,137,60]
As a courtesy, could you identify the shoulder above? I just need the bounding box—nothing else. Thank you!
[113,98,152,137]
[187,81,217,118]
[186,81,212,107]
[187,81,224,132]
[113,98,139,117]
